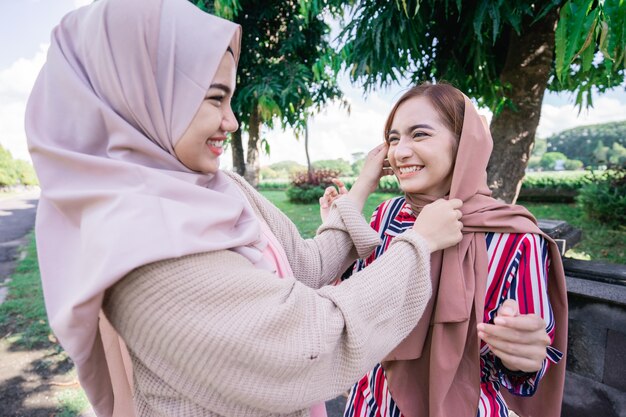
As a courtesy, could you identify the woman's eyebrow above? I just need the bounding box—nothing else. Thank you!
[388,123,435,136]
[407,123,434,131]
[208,83,232,95]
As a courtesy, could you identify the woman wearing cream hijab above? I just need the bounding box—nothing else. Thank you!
[25,1,465,416]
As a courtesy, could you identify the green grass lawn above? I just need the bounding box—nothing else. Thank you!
[261,190,399,238]
[0,235,52,349]
[261,191,625,264]
[522,202,625,263]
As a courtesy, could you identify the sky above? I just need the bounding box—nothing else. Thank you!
[1,1,625,168]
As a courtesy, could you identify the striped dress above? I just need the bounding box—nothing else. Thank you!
[343,197,563,417]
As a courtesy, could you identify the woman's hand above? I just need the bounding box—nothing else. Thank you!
[477,299,550,373]
[319,179,348,222]
[347,143,392,212]
[412,198,463,252]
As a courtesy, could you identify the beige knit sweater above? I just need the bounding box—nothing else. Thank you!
[103,172,432,417]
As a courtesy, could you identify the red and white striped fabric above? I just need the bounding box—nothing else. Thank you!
[344,197,563,417]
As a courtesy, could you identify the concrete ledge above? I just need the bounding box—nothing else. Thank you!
[566,275,626,306]
[563,371,626,417]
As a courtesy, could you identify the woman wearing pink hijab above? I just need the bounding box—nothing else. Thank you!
[25,1,466,416]
[329,83,568,417]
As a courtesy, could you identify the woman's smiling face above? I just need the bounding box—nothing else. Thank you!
[386,95,458,197]
[174,51,238,174]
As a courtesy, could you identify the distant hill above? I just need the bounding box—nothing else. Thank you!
[546,120,626,166]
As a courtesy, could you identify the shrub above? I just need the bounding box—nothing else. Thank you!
[540,152,568,170]
[0,146,38,187]
[576,168,626,228]
[564,159,584,171]
[258,179,290,191]
[286,169,340,204]
[521,171,592,191]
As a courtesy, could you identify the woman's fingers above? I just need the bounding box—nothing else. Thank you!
[331,178,348,195]
[486,345,544,373]
[492,314,547,332]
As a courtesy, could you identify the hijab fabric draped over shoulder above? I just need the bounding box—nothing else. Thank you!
[385,96,568,417]
[25,0,265,415]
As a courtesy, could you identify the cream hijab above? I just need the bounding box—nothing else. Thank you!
[25,0,269,415]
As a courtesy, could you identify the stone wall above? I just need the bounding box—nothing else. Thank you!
[562,260,626,417]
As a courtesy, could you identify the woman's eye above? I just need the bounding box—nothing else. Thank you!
[412,131,428,139]
[206,95,225,104]
[387,136,399,144]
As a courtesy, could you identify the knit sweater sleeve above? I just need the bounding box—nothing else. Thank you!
[225,171,382,288]
[103,230,431,416]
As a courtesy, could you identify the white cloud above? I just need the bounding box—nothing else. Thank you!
[0,44,48,161]
[537,96,626,138]
[256,92,391,167]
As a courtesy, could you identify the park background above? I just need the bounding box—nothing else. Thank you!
[0,0,625,416]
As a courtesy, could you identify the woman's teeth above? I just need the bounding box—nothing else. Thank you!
[398,166,423,174]
[207,139,224,148]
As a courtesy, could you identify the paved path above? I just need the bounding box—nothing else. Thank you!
[0,190,39,304]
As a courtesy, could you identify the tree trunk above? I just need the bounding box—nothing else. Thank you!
[304,122,313,181]
[244,106,261,187]
[231,129,245,176]
[487,10,559,203]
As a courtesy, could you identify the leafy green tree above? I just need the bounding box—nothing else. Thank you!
[312,158,353,176]
[593,140,610,164]
[194,0,344,187]
[540,152,568,170]
[564,159,584,170]
[338,0,625,202]
[268,160,307,177]
[547,121,626,166]
[259,166,280,180]
[527,156,542,170]
[531,137,548,158]
[609,142,626,166]
[0,145,38,187]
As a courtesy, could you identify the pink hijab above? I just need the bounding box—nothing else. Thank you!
[25,0,271,415]
[382,95,568,417]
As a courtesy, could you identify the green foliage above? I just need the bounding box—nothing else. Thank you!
[312,158,353,176]
[257,179,290,190]
[521,171,593,190]
[518,171,593,202]
[554,0,625,108]
[523,202,625,263]
[339,0,560,111]
[0,146,38,187]
[198,0,344,133]
[259,190,626,262]
[540,152,569,170]
[260,166,280,180]
[56,385,90,417]
[286,185,327,204]
[286,168,341,203]
[531,137,548,157]
[261,190,399,238]
[351,158,365,175]
[546,120,626,167]
[564,159,584,170]
[0,235,53,349]
[340,0,624,112]
[261,160,307,180]
[577,168,626,227]
[609,142,626,166]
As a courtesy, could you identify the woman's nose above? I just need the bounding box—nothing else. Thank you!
[394,137,413,159]
[222,106,239,133]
